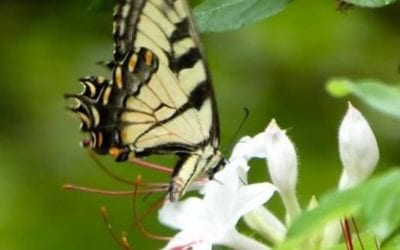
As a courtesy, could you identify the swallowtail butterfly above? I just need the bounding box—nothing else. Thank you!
[66,0,226,201]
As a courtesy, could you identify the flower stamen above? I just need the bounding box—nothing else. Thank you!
[100,206,131,250]
[131,181,172,242]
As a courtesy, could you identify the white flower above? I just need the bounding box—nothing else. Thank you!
[159,161,276,250]
[229,132,287,244]
[322,103,380,248]
[338,102,379,189]
[264,119,301,224]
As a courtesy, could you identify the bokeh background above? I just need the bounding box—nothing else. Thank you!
[1,0,399,249]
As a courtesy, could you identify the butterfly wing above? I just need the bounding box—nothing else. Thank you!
[112,0,220,157]
[67,0,225,201]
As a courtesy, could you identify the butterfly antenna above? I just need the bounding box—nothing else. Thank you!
[223,107,250,156]
[351,217,364,250]
[100,206,131,250]
[131,176,171,241]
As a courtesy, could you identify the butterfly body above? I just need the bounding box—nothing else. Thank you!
[66,0,225,201]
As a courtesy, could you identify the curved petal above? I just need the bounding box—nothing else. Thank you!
[205,162,238,194]
[230,132,267,161]
[202,166,239,220]
[230,183,276,225]
[159,198,206,230]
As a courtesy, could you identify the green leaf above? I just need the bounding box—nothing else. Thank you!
[325,78,353,97]
[193,0,291,32]
[87,0,291,32]
[277,188,364,250]
[362,171,400,240]
[342,0,398,7]
[383,232,400,249]
[326,78,400,119]
[277,170,400,249]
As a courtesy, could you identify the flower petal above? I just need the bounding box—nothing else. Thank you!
[163,230,212,250]
[159,198,206,230]
[230,132,267,161]
[202,164,240,221]
[191,241,212,250]
[230,183,276,225]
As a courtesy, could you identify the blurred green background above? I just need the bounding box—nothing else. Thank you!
[1,0,400,249]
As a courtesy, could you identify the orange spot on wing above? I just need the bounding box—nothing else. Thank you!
[109,147,122,158]
[128,54,137,72]
[145,50,153,66]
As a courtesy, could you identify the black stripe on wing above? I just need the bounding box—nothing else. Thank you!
[168,47,201,72]
[113,0,146,61]
[170,18,190,43]
[127,80,211,144]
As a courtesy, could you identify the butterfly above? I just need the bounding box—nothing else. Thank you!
[66,0,226,202]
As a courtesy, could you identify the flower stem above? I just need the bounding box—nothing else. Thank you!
[244,207,286,244]
[281,190,301,225]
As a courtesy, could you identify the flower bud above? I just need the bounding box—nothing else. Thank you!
[265,119,300,224]
[338,103,379,189]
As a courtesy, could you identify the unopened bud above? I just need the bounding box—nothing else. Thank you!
[338,103,379,189]
[265,119,301,224]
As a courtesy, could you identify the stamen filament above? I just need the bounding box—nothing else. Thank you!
[88,149,137,185]
[128,157,173,174]
[100,206,131,250]
[340,218,353,250]
[132,184,171,241]
[63,184,167,196]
